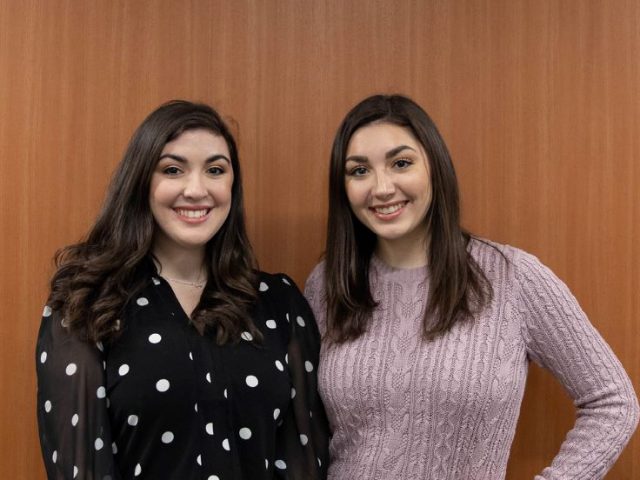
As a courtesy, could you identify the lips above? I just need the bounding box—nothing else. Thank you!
[172,207,213,223]
[175,208,210,219]
[370,201,408,216]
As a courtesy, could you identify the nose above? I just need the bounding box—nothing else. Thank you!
[183,172,208,199]
[372,171,395,199]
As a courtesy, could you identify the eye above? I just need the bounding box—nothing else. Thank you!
[394,158,412,169]
[207,165,226,176]
[162,166,182,175]
[347,165,368,177]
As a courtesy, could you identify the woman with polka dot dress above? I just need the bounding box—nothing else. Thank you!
[36,100,329,480]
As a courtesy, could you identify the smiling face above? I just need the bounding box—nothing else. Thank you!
[344,121,432,254]
[149,129,234,255]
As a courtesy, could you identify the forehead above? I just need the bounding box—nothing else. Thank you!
[161,128,229,155]
[346,122,422,156]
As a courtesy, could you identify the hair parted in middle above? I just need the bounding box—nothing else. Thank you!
[48,100,259,345]
[324,93,493,342]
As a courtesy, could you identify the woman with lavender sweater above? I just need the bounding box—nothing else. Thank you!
[304,94,638,479]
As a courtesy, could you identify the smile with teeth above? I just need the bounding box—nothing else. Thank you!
[175,208,210,219]
[371,201,408,215]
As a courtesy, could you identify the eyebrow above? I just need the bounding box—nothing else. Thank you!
[158,153,231,164]
[345,144,416,163]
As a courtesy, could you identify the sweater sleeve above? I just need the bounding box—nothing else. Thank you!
[36,305,121,480]
[514,251,639,480]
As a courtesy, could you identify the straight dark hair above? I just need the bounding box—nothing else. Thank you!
[325,94,493,342]
[48,100,259,345]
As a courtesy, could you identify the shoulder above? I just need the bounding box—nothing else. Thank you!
[469,238,571,299]
[302,261,326,309]
[468,237,543,271]
[257,270,302,294]
[254,270,310,311]
[302,262,328,335]
[304,261,326,293]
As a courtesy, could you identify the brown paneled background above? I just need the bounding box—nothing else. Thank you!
[1,0,638,477]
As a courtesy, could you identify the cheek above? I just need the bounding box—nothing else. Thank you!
[149,177,176,205]
[344,181,366,208]
[218,179,234,204]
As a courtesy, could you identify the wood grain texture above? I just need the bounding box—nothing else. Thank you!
[0,0,637,477]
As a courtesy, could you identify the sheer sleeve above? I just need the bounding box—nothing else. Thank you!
[274,275,329,480]
[514,252,639,479]
[36,305,121,480]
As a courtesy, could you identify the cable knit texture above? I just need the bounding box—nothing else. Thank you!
[304,239,638,480]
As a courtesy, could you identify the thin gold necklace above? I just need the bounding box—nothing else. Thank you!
[162,274,206,288]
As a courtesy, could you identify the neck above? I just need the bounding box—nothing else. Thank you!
[151,240,207,282]
[375,232,430,269]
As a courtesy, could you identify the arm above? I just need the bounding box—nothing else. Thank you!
[36,306,121,480]
[274,274,330,480]
[515,252,639,479]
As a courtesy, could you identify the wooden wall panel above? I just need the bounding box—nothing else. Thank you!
[0,0,637,477]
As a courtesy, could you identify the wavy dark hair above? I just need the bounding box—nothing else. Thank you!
[48,100,259,345]
[325,94,493,342]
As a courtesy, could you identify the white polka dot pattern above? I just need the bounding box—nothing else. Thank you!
[156,379,170,392]
[148,333,162,344]
[35,271,328,479]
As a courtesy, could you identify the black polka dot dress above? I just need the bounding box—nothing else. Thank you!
[36,267,329,480]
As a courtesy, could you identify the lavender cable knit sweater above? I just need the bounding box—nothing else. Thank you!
[304,240,638,480]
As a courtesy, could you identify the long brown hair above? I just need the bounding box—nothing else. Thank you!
[325,94,493,342]
[48,100,259,344]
